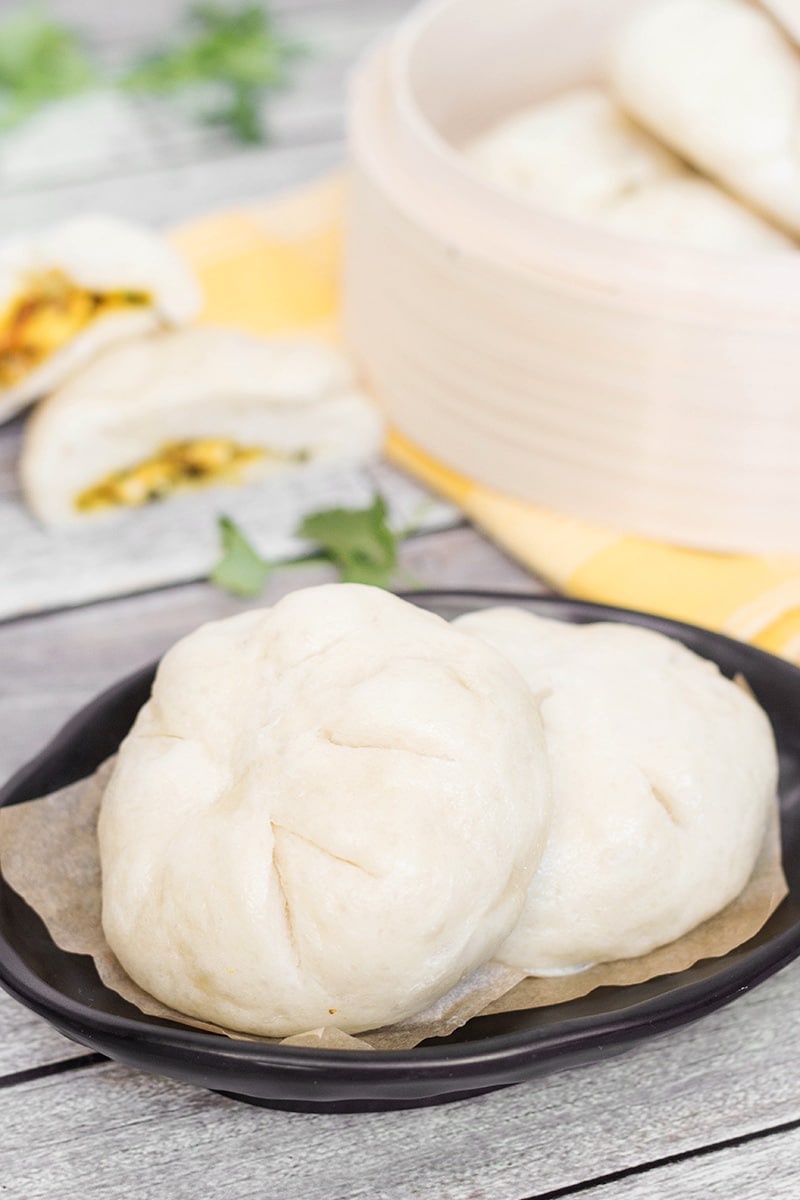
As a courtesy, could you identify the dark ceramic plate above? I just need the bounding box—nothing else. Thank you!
[2,592,800,1113]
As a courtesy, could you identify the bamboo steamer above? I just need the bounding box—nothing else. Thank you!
[344,0,800,554]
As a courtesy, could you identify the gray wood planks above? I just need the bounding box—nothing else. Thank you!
[584,1127,800,1199]
[0,1003,82,1078]
[0,138,343,229]
[0,958,798,1199]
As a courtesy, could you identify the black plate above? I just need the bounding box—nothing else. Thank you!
[2,592,800,1113]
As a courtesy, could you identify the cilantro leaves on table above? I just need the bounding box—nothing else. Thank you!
[124,3,304,144]
[210,515,272,597]
[297,495,398,589]
[0,7,96,130]
[0,2,304,143]
[209,496,403,598]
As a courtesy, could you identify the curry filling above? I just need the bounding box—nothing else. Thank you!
[0,270,150,388]
[75,439,280,512]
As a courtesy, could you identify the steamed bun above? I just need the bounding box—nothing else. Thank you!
[464,86,792,251]
[455,609,778,972]
[21,329,383,528]
[98,585,551,1036]
[761,0,800,47]
[0,214,200,423]
[608,0,800,237]
[465,87,678,222]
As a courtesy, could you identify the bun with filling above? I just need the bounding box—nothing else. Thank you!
[20,328,383,526]
[0,214,200,422]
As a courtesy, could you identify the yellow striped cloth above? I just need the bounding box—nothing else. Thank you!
[171,176,800,664]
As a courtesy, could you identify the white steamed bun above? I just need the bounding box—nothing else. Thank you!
[455,609,778,973]
[0,214,200,422]
[464,86,792,251]
[608,0,800,237]
[20,329,383,527]
[761,0,800,47]
[98,585,551,1036]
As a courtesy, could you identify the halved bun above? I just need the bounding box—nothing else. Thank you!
[21,328,383,527]
[0,215,201,421]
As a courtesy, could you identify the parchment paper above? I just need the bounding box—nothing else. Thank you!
[0,759,787,1051]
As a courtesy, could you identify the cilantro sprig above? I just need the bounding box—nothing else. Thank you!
[210,495,407,598]
[209,515,272,597]
[124,4,304,143]
[0,2,302,143]
[297,496,398,589]
[0,7,96,131]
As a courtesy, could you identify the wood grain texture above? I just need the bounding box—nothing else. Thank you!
[1,957,800,1200]
[0,138,344,229]
[0,1002,82,1078]
[584,1126,800,1199]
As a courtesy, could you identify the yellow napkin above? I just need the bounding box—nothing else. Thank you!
[171,176,800,665]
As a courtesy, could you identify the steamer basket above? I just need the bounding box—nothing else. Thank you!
[344,0,800,554]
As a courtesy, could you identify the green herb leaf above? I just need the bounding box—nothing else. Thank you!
[0,7,96,131]
[297,495,398,589]
[124,3,304,144]
[210,515,271,597]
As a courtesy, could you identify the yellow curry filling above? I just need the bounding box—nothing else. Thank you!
[75,439,303,512]
[0,270,150,388]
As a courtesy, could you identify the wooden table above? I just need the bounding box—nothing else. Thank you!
[1,4,798,1197]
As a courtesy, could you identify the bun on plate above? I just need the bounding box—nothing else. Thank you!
[98,585,552,1036]
[455,608,779,973]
